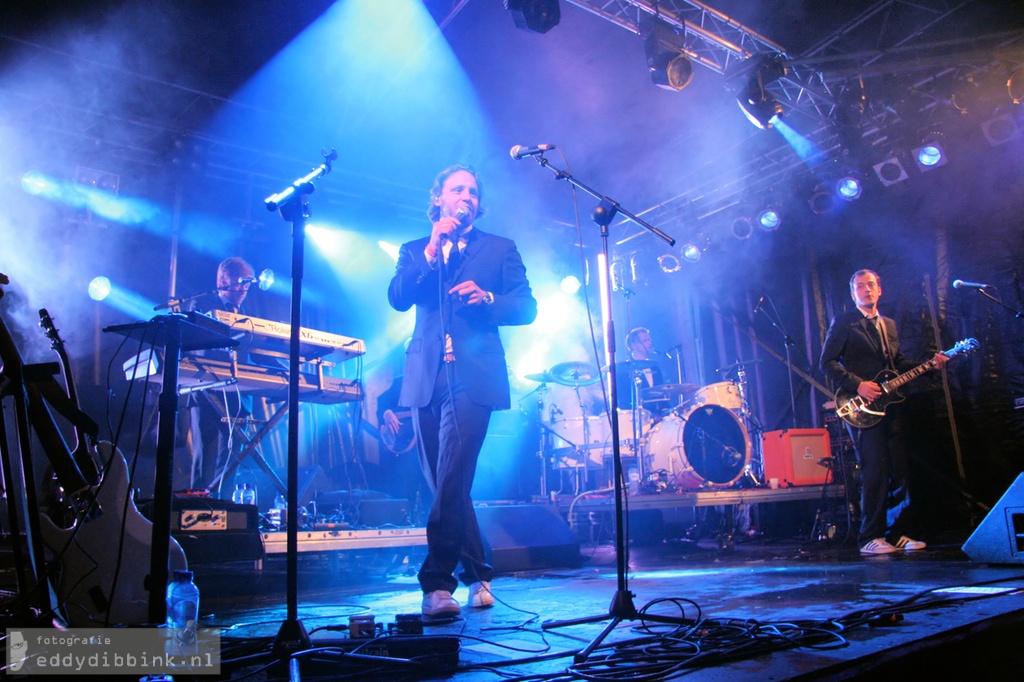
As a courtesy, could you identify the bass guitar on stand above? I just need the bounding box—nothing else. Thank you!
[834,337,978,429]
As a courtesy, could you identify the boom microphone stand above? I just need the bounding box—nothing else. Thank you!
[264,149,337,659]
[754,294,799,429]
[521,152,687,662]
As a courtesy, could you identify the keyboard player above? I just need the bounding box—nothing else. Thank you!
[180,256,258,495]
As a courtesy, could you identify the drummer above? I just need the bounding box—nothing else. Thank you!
[617,327,670,415]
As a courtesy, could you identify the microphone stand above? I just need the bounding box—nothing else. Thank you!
[525,154,686,662]
[264,149,337,661]
[965,286,1024,319]
[755,296,799,430]
[154,287,222,312]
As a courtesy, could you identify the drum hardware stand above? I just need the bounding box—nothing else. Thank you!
[521,154,688,661]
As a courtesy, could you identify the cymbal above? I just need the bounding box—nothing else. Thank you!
[642,383,701,400]
[716,358,762,372]
[525,372,555,383]
[548,361,602,387]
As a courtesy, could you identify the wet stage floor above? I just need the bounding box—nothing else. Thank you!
[199,525,1024,681]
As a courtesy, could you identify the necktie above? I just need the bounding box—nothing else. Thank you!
[870,317,893,365]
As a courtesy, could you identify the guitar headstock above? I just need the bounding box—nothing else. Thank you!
[39,308,64,351]
[950,338,980,357]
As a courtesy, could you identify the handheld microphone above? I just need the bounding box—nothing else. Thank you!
[440,207,471,243]
[510,143,556,160]
[952,279,991,290]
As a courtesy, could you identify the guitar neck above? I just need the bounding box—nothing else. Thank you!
[882,358,935,392]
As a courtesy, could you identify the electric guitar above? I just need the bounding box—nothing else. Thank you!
[36,309,188,627]
[835,337,978,429]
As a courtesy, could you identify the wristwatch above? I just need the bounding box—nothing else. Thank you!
[483,291,495,305]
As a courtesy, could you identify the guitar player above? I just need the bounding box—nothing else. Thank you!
[819,269,949,556]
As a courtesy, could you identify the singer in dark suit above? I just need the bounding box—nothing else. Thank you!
[388,165,537,618]
[820,269,947,556]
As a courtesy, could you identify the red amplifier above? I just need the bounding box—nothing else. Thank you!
[761,429,832,487]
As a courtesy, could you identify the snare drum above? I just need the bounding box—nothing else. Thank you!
[694,381,743,411]
[646,404,750,489]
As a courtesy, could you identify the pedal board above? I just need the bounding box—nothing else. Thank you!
[303,634,460,675]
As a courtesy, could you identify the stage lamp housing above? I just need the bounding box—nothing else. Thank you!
[836,174,863,201]
[642,18,694,92]
[505,0,560,34]
[734,54,787,129]
[757,206,782,231]
[912,137,947,171]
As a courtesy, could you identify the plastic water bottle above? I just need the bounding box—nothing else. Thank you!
[230,484,244,504]
[272,493,288,530]
[241,483,256,506]
[166,570,199,630]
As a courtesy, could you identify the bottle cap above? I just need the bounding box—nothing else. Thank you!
[173,570,194,581]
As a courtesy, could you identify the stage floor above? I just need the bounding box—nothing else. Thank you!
[199,526,1024,681]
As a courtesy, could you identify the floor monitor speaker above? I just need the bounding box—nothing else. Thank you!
[475,504,582,573]
[962,473,1024,565]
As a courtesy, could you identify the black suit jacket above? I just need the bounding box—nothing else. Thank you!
[819,308,914,395]
[387,228,537,410]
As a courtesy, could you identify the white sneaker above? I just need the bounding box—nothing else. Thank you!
[860,538,899,555]
[894,536,927,551]
[421,590,461,618]
[467,581,494,608]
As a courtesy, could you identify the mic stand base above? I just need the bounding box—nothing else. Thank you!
[272,618,312,660]
[544,589,690,663]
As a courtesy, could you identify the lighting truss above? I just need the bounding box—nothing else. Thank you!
[570,0,1024,243]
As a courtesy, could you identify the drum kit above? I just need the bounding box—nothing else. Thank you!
[526,358,761,495]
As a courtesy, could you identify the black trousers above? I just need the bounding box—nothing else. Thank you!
[847,413,915,543]
[413,364,494,594]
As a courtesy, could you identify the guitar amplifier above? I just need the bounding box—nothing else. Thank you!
[761,429,832,487]
[140,497,264,564]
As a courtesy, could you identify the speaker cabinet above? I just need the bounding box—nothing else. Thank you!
[962,473,1024,565]
[761,429,832,487]
[475,505,582,573]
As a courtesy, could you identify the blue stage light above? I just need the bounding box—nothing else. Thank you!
[837,175,862,201]
[757,208,781,231]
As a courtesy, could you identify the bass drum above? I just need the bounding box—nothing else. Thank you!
[646,404,750,489]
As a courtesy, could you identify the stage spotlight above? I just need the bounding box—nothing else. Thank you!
[757,206,782,231]
[681,243,703,263]
[836,174,863,201]
[561,275,581,295]
[505,0,560,34]
[1009,67,1024,105]
[912,135,947,171]
[88,276,111,301]
[808,183,836,216]
[735,55,786,129]
[981,112,1021,146]
[657,253,681,273]
[731,216,754,239]
[642,19,694,92]
[872,156,908,187]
